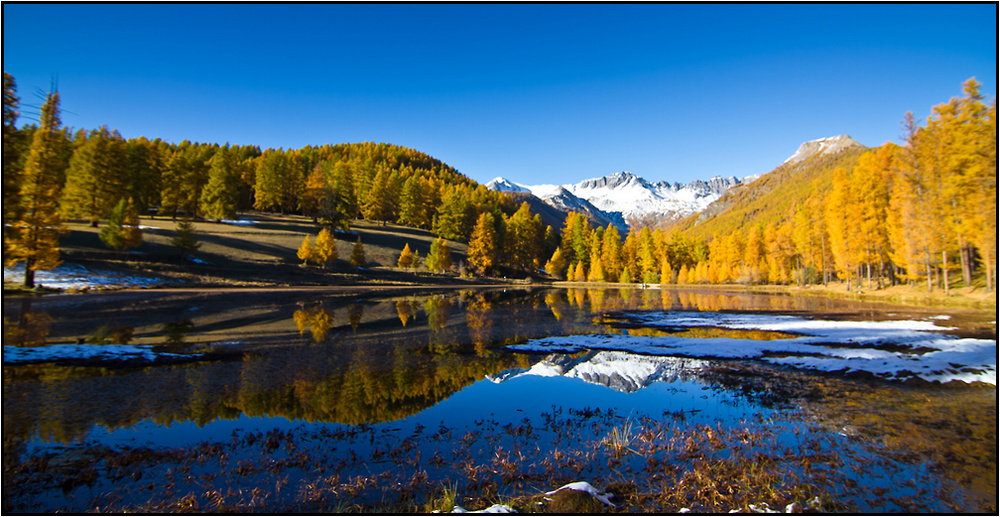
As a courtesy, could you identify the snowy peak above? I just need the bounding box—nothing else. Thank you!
[575,171,651,191]
[783,135,863,165]
[565,172,742,223]
[485,171,744,229]
[485,177,530,194]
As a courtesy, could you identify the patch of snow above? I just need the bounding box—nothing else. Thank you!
[3,264,165,290]
[450,504,515,513]
[4,344,194,365]
[508,312,996,385]
[545,481,615,507]
[220,218,257,226]
[782,135,862,165]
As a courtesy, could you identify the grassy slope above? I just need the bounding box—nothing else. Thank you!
[49,211,484,288]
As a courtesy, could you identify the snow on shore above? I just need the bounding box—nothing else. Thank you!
[3,344,192,365]
[508,312,996,385]
[3,263,165,290]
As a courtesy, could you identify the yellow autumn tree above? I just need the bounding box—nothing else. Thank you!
[397,243,415,268]
[825,167,861,290]
[5,91,66,288]
[314,228,337,267]
[467,212,499,274]
[297,235,313,265]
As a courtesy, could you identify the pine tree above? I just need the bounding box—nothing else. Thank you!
[433,186,475,241]
[350,237,366,267]
[622,228,640,282]
[314,228,337,267]
[504,202,543,271]
[743,224,766,284]
[587,234,605,282]
[200,146,239,221]
[124,137,164,214]
[61,126,128,226]
[544,247,568,279]
[362,166,397,224]
[5,90,66,288]
[253,149,288,212]
[124,196,143,248]
[299,165,328,222]
[398,243,415,268]
[3,73,24,253]
[825,168,860,289]
[399,174,430,227]
[99,197,143,253]
[853,146,895,288]
[467,212,499,274]
[600,224,623,281]
[297,235,314,265]
[100,198,130,252]
[426,237,452,272]
[160,148,189,220]
[172,217,200,257]
[660,259,674,285]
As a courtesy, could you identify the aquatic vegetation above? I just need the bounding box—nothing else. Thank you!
[3,287,995,513]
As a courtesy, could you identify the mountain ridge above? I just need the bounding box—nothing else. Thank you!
[485,135,864,231]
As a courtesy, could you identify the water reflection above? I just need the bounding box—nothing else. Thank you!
[3,287,994,449]
[490,351,711,393]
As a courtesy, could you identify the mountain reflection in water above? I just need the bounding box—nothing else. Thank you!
[3,287,996,513]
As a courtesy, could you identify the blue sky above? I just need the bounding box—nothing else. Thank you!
[3,3,996,186]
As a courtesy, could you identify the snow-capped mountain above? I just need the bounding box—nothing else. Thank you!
[488,177,628,230]
[487,171,741,227]
[782,135,862,165]
[484,177,531,194]
[485,136,861,229]
[487,351,709,393]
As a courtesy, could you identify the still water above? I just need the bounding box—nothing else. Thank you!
[3,287,996,512]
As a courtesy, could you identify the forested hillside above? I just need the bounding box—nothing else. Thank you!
[3,72,996,294]
[539,79,995,294]
[2,72,560,286]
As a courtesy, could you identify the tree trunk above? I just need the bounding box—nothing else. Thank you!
[942,250,950,297]
[821,235,828,286]
[960,243,973,287]
[23,261,35,288]
[988,250,996,293]
[925,250,933,293]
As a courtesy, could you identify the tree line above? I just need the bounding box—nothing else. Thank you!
[540,79,996,293]
[2,72,560,285]
[3,73,995,292]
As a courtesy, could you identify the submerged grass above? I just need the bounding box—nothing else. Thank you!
[5,395,990,514]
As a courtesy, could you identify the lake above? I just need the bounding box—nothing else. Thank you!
[3,286,996,512]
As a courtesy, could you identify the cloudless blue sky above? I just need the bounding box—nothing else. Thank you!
[4,3,996,186]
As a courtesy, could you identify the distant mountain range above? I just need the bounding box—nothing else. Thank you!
[486,135,864,230]
[487,351,709,393]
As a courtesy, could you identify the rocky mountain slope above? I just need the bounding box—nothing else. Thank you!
[486,135,864,232]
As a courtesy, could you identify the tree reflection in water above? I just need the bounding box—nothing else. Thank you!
[2,287,995,512]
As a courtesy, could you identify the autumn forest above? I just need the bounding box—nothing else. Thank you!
[3,73,996,294]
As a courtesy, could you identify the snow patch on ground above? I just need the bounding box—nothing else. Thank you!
[220,218,257,226]
[545,481,616,507]
[4,264,166,290]
[3,344,192,365]
[508,312,996,385]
